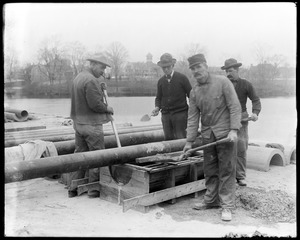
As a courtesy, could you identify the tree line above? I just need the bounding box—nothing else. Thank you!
[4,37,296,98]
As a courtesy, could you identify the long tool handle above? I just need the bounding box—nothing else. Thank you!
[186,137,231,155]
[101,83,121,148]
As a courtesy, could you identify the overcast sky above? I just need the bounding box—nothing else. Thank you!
[4,2,297,67]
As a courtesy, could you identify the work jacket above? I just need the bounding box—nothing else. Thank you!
[186,73,242,142]
[70,69,111,125]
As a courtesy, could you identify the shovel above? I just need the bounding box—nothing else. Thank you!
[140,113,154,122]
[100,82,121,147]
[136,137,231,164]
[177,137,231,161]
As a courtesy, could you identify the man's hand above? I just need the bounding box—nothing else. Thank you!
[151,107,160,116]
[177,142,193,161]
[107,106,114,115]
[250,113,258,122]
[183,142,193,153]
[227,130,238,142]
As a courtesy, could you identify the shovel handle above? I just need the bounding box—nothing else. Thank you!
[185,137,231,155]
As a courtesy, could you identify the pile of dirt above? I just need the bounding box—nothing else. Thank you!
[235,186,296,223]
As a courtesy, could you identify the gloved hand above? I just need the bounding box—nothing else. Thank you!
[250,113,258,122]
[151,107,160,116]
[227,130,238,142]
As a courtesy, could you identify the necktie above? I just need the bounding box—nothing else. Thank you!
[166,74,171,79]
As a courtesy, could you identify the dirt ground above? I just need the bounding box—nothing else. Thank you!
[4,163,296,237]
[4,115,297,237]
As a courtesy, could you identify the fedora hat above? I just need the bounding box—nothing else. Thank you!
[187,54,207,69]
[221,58,242,70]
[157,53,176,67]
[86,56,111,67]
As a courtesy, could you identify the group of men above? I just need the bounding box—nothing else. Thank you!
[69,52,261,222]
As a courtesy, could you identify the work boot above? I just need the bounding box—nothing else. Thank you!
[88,190,100,198]
[193,202,220,210]
[221,208,232,221]
[237,179,247,186]
[68,190,78,198]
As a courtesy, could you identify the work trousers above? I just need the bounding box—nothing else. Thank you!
[161,110,188,140]
[69,123,105,192]
[236,122,248,181]
[203,132,237,209]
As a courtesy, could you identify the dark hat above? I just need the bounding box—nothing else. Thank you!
[157,53,176,67]
[187,54,207,69]
[221,58,242,70]
[86,56,111,67]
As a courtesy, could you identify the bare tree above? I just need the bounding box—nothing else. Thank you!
[37,36,66,86]
[64,41,87,76]
[105,42,129,94]
[4,46,19,82]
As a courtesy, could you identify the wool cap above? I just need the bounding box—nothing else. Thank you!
[187,54,207,69]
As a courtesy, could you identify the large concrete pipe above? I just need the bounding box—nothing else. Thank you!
[247,145,285,172]
[5,139,203,184]
[5,112,29,122]
[249,140,296,165]
[283,145,296,164]
[5,124,163,147]
[5,107,29,119]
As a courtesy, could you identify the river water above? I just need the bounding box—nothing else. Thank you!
[4,96,297,147]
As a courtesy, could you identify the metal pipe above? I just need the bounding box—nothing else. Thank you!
[5,138,201,183]
[5,107,29,118]
[54,129,166,155]
[5,125,163,147]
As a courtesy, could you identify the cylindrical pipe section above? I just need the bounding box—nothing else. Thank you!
[247,146,285,172]
[54,129,166,155]
[5,107,29,118]
[5,124,163,147]
[5,139,201,184]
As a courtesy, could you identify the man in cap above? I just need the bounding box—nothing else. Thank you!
[221,58,261,187]
[69,55,114,198]
[182,53,241,221]
[151,53,192,140]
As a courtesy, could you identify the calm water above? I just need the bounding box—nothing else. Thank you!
[4,96,297,146]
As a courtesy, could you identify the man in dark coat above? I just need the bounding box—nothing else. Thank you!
[152,53,192,140]
[69,56,114,198]
[221,58,262,187]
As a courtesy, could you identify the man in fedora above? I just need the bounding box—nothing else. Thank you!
[221,58,261,187]
[69,55,114,198]
[151,53,192,140]
[181,53,241,221]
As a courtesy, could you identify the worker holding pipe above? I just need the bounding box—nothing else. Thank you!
[69,55,114,198]
[182,54,242,221]
[221,58,262,187]
[151,53,192,140]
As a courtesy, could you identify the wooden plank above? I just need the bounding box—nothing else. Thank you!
[122,179,206,212]
[77,182,100,196]
[70,177,89,190]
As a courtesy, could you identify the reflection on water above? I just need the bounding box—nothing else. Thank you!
[4,96,297,146]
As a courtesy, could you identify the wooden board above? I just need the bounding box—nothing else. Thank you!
[122,179,206,212]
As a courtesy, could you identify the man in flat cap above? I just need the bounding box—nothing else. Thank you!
[152,53,192,140]
[182,53,241,221]
[69,55,114,198]
[221,58,261,187]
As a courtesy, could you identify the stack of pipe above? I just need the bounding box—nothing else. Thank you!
[5,124,163,147]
